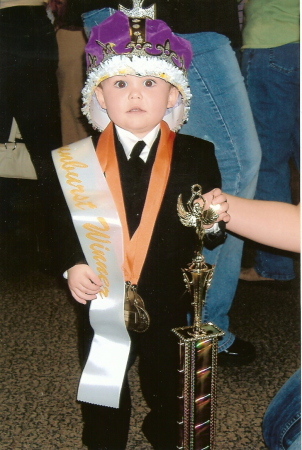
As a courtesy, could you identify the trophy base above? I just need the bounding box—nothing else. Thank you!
[172,323,224,450]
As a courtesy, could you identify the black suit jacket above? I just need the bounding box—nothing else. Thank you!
[52,132,221,312]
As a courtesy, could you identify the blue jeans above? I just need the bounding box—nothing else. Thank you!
[241,44,300,281]
[82,7,115,37]
[262,369,301,450]
[179,32,261,349]
[83,11,262,349]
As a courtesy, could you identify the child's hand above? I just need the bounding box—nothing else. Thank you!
[200,188,230,223]
[67,264,102,304]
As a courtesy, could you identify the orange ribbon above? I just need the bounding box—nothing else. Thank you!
[96,121,175,285]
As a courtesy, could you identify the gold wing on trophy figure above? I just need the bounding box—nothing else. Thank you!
[177,184,219,244]
[177,194,203,228]
[202,203,220,226]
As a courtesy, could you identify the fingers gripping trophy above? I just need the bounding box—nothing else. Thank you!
[173,185,224,450]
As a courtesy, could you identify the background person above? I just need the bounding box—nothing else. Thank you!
[240,0,300,283]
[203,189,301,450]
[0,0,62,270]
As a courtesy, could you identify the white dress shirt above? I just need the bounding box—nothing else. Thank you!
[115,124,160,162]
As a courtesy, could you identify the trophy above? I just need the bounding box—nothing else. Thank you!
[172,185,224,450]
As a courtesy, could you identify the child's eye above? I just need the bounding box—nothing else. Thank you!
[143,79,156,87]
[114,80,127,88]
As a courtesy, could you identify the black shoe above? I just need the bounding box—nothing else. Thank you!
[218,337,256,366]
[142,413,177,450]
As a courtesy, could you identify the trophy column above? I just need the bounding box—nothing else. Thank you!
[172,185,224,450]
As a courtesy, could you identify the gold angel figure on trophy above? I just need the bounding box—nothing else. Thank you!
[177,184,219,253]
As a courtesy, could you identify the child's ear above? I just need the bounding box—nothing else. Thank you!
[167,86,180,108]
[95,86,107,109]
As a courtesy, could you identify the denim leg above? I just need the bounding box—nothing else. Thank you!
[82,7,113,37]
[262,369,301,450]
[178,32,261,349]
[242,44,300,281]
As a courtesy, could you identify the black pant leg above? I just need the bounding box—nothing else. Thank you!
[0,6,62,167]
[81,382,132,450]
[137,292,188,450]
[0,7,62,266]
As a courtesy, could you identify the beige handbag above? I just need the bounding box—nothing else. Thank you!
[0,118,37,179]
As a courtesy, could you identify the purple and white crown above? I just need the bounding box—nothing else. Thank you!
[82,3,193,132]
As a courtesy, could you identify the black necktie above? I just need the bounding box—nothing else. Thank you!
[129,140,146,161]
[128,140,146,176]
[119,135,159,237]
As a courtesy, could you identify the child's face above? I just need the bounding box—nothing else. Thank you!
[95,75,179,138]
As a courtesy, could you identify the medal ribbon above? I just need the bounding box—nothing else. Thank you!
[97,120,175,285]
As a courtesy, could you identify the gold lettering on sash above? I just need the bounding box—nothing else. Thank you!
[70,184,84,193]
[66,172,82,187]
[57,146,96,210]
[83,224,110,242]
[57,145,114,297]
[82,218,112,297]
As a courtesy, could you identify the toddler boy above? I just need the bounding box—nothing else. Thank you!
[53,7,223,450]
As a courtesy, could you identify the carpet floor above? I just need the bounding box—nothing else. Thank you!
[0,179,300,450]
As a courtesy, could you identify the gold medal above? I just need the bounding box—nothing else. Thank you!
[124,283,150,333]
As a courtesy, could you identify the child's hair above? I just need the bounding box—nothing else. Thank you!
[81,9,193,132]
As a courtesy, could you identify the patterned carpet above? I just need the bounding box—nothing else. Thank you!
[0,179,300,450]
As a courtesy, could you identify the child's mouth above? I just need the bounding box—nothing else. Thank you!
[128,108,144,113]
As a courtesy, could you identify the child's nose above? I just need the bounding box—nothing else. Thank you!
[129,89,142,99]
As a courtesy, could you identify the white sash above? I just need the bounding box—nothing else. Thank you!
[52,137,130,408]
